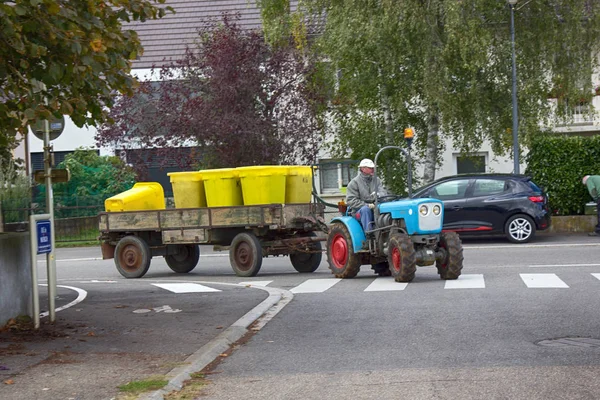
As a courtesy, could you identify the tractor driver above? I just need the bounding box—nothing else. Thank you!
[346,158,387,232]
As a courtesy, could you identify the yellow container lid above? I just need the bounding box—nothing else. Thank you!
[168,171,203,182]
[236,166,289,177]
[199,168,239,179]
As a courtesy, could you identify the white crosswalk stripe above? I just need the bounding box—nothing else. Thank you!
[444,274,485,289]
[592,273,600,281]
[152,283,221,293]
[364,277,408,292]
[290,278,341,294]
[520,273,569,288]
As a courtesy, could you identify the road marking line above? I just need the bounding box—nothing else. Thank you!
[464,243,600,250]
[520,273,569,288]
[529,264,600,268]
[592,273,600,281]
[152,283,221,293]
[39,285,87,318]
[364,277,408,291]
[239,281,273,287]
[444,274,486,289]
[290,278,341,294]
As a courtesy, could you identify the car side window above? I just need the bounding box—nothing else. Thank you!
[472,179,508,197]
[430,180,470,200]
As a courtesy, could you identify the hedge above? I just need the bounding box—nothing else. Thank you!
[525,134,600,215]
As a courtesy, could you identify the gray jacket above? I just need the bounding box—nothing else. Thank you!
[346,172,386,211]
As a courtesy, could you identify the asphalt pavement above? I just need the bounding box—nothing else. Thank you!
[0,279,287,400]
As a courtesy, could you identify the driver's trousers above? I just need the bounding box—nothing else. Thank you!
[355,205,375,232]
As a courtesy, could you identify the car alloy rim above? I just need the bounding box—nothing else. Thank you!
[509,218,532,241]
[331,234,348,268]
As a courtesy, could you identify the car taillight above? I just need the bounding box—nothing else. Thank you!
[528,195,545,203]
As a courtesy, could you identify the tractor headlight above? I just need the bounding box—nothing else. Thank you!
[433,205,441,216]
[419,205,429,216]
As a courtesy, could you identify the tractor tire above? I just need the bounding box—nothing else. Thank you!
[505,214,536,243]
[165,244,200,273]
[436,231,464,280]
[387,233,417,282]
[327,222,361,278]
[229,232,263,277]
[290,239,323,273]
[115,235,151,279]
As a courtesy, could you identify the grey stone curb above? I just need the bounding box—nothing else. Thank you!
[139,282,294,400]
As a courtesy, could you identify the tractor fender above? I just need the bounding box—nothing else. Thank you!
[331,216,367,252]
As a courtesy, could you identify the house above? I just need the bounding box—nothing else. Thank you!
[13,0,600,201]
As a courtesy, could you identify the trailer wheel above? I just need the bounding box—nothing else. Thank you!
[436,231,464,280]
[290,240,322,273]
[115,235,151,279]
[165,245,200,273]
[230,233,263,277]
[388,233,417,282]
[327,222,361,278]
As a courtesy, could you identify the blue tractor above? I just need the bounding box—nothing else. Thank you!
[326,144,464,282]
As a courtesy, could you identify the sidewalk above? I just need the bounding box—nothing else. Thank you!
[0,282,285,400]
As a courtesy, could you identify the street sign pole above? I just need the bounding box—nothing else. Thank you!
[43,118,57,323]
[29,214,52,329]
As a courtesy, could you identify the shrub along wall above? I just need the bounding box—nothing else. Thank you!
[526,134,600,215]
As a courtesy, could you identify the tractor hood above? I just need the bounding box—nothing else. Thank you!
[379,197,444,234]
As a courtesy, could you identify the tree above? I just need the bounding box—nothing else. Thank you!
[96,15,326,169]
[258,0,600,184]
[0,0,172,149]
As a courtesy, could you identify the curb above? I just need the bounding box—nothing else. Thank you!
[140,282,294,400]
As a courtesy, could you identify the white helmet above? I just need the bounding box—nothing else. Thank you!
[359,158,375,168]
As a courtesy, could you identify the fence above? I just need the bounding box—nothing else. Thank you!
[0,195,105,243]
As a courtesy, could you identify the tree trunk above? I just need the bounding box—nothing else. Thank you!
[423,112,440,184]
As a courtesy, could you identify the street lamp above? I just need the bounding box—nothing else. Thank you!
[508,0,520,174]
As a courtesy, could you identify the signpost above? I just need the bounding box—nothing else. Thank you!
[29,214,52,329]
[28,112,65,327]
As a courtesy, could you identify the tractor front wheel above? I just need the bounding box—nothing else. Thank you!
[387,233,417,282]
[436,232,464,280]
[327,222,361,278]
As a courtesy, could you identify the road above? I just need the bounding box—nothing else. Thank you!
[38,233,600,399]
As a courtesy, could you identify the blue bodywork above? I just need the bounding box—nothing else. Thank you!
[333,197,444,252]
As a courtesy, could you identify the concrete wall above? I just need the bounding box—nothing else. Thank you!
[0,233,32,326]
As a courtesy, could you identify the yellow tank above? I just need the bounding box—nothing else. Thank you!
[237,166,287,205]
[200,168,243,207]
[285,166,313,203]
[105,182,165,212]
[168,171,207,208]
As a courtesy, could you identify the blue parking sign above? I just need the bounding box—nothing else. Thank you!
[37,220,52,254]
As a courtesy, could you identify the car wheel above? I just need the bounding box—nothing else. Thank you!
[505,214,536,243]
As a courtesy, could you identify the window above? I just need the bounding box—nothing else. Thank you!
[456,154,486,174]
[472,179,507,197]
[318,160,358,193]
[430,179,470,201]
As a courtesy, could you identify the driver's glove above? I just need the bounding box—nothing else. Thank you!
[367,203,375,210]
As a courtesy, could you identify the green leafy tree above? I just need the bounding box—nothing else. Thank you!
[258,0,600,185]
[0,0,172,150]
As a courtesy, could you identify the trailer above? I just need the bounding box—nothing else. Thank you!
[99,203,327,278]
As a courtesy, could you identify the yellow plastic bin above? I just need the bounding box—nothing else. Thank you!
[200,168,243,207]
[105,182,165,212]
[237,166,287,205]
[285,166,313,203]
[168,171,207,208]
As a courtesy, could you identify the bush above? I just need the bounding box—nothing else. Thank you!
[525,134,600,215]
[0,159,32,224]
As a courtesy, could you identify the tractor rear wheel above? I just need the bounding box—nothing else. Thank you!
[436,232,464,280]
[327,222,361,278]
[387,233,417,282]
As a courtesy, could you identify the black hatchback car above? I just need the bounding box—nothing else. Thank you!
[412,174,551,243]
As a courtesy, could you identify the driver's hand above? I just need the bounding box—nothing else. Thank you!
[367,203,375,210]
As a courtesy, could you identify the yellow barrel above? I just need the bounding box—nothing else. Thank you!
[105,182,165,212]
[168,171,207,208]
[237,166,287,205]
[200,168,243,207]
[285,166,313,203]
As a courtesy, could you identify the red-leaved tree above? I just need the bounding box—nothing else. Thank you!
[96,15,326,170]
